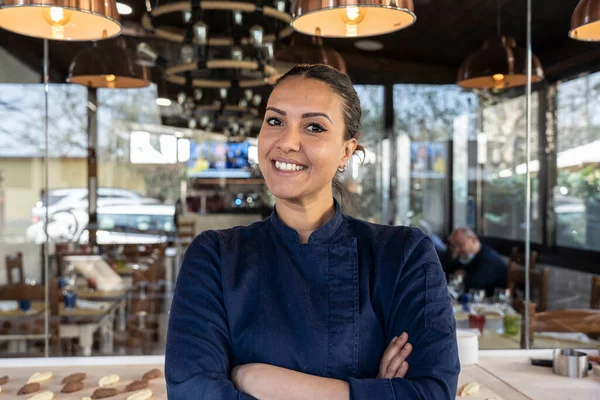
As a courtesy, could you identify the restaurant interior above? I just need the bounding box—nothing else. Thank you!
[0,0,599,398]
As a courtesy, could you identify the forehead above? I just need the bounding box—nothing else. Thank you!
[451,231,467,242]
[268,76,343,117]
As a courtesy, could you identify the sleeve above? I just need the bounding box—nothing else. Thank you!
[348,230,460,400]
[165,231,256,399]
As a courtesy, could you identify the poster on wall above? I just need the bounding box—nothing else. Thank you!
[410,142,446,179]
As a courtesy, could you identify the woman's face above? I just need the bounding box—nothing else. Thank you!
[258,76,356,204]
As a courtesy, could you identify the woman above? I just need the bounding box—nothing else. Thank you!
[166,64,459,399]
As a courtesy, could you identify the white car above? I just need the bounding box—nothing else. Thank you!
[30,187,158,225]
[26,190,166,244]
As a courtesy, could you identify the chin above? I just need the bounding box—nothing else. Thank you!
[267,184,304,201]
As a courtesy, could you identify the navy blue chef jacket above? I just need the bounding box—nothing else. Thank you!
[166,201,460,399]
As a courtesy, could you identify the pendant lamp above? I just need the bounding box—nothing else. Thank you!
[457,1,543,89]
[0,0,121,41]
[291,0,416,38]
[457,35,544,89]
[68,39,150,89]
[570,0,600,41]
[275,29,347,73]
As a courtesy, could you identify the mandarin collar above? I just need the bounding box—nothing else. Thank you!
[270,199,344,244]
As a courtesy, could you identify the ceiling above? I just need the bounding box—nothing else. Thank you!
[0,0,599,132]
[1,0,597,84]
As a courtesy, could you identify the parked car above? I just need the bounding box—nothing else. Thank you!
[26,189,164,244]
[30,187,158,225]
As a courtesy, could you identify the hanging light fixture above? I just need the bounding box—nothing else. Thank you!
[275,29,347,73]
[68,39,151,89]
[457,1,544,89]
[0,0,121,41]
[292,0,416,38]
[570,0,600,41]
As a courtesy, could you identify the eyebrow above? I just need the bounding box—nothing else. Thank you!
[266,107,333,123]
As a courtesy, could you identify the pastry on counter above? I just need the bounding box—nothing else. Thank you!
[62,372,87,385]
[18,382,41,395]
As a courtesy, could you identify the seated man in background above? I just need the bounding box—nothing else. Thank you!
[446,227,508,297]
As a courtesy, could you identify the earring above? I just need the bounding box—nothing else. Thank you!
[337,163,348,173]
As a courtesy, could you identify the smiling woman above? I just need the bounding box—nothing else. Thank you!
[165,64,459,400]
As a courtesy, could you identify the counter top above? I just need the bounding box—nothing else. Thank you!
[0,350,597,399]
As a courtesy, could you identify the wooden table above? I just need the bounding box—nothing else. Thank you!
[0,299,121,356]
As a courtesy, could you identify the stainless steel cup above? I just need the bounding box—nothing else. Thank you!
[552,349,588,378]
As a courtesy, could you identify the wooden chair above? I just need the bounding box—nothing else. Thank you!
[507,261,549,312]
[591,277,600,309]
[0,278,61,355]
[5,252,24,284]
[510,246,538,269]
[520,305,600,348]
[177,221,195,242]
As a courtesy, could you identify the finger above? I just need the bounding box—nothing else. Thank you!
[378,334,407,375]
[378,334,408,377]
[383,343,413,378]
[395,361,409,378]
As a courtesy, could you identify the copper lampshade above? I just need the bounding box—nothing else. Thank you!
[292,0,416,38]
[0,0,121,41]
[68,40,151,89]
[570,0,600,41]
[275,34,347,73]
[457,35,544,90]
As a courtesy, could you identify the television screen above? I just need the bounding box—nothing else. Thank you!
[188,140,252,178]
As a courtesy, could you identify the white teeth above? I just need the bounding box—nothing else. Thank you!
[275,161,305,171]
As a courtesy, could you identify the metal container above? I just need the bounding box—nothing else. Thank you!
[552,349,588,378]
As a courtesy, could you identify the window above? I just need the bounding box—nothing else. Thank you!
[347,85,385,223]
[556,72,600,250]
[480,92,541,242]
[394,84,476,234]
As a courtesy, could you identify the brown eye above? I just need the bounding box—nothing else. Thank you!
[266,117,282,126]
[306,123,326,133]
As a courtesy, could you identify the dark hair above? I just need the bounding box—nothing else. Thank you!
[273,64,365,210]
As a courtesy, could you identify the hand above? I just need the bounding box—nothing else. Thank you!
[377,333,412,379]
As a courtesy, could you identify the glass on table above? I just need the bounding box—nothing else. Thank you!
[469,289,486,304]
[493,288,512,305]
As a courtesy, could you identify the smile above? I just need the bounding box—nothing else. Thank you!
[273,160,307,172]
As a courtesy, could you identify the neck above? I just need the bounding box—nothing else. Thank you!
[275,190,336,244]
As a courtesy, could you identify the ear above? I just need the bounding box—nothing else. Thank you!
[339,138,358,168]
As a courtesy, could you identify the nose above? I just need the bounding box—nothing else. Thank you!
[276,125,301,153]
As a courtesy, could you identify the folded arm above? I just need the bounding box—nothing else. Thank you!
[165,232,256,399]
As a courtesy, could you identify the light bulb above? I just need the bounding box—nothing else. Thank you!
[42,7,72,39]
[177,92,187,105]
[340,6,366,37]
[156,98,172,107]
[194,89,203,101]
[43,7,72,26]
[105,74,116,82]
[493,74,505,82]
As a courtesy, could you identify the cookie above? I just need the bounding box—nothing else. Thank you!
[91,388,119,399]
[26,392,54,400]
[142,368,162,380]
[27,372,53,384]
[98,374,120,387]
[126,389,152,400]
[61,381,85,393]
[125,379,149,392]
[18,382,41,395]
[62,372,87,385]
